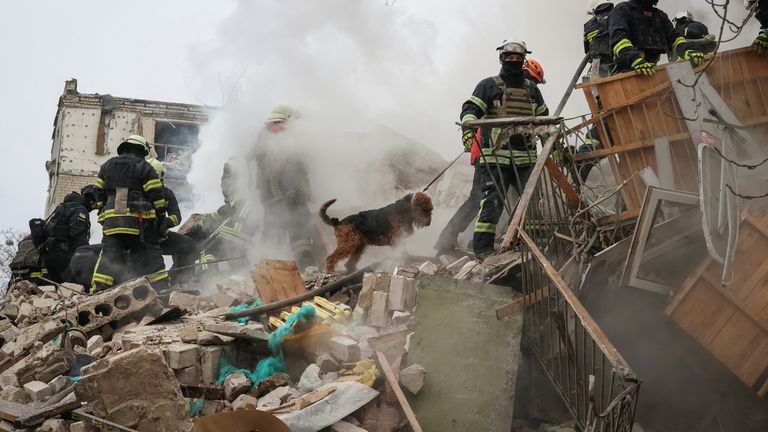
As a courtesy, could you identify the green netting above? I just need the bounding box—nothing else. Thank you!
[215,304,316,386]
[189,398,205,417]
[228,299,263,324]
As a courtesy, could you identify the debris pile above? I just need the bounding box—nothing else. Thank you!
[0,255,510,431]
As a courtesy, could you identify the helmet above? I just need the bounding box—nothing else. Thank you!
[588,0,613,14]
[674,10,693,22]
[147,158,165,179]
[524,59,546,84]
[117,134,149,156]
[266,105,299,123]
[496,38,531,56]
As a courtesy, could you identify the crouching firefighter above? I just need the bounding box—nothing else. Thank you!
[39,185,98,283]
[91,135,169,293]
[147,158,202,284]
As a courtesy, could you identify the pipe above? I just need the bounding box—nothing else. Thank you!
[554,54,591,117]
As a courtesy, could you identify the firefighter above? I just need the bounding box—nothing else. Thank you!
[462,39,549,261]
[672,10,716,56]
[39,185,98,283]
[434,58,546,256]
[91,135,168,293]
[585,0,615,78]
[248,105,315,271]
[147,158,202,284]
[747,0,768,54]
[609,0,705,76]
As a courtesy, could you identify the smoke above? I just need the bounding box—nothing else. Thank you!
[184,0,763,261]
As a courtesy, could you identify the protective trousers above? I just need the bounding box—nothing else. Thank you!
[42,247,74,283]
[91,229,168,293]
[262,201,315,271]
[160,232,202,283]
[434,167,484,253]
[472,163,533,257]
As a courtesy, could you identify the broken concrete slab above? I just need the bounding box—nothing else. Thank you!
[251,260,306,304]
[332,420,368,432]
[203,321,270,343]
[399,364,426,395]
[169,292,200,312]
[445,256,470,275]
[0,386,30,404]
[224,372,252,402]
[257,386,298,410]
[454,260,479,280]
[74,347,192,431]
[275,381,379,432]
[57,278,157,333]
[407,275,523,431]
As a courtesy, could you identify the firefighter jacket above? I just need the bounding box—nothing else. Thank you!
[201,199,258,248]
[609,0,689,69]
[94,153,166,236]
[250,134,312,205]
[584,10,613,63]
[460,72,548,166]
[756,0,768,29]
[44,192,91,252]
[161,186,181,234]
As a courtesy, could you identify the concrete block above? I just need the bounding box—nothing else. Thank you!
[165,343,199,369]
[399,363,426,395]
[200,346,222,385]
[223,372,252,402]
[329,336,361,363]
[445,256,470,274]
[23,380,52,401]
[418,261,438,275]
[87,335,104,353]
[169,292,200,312]
[316,354,340,373]
[0,385,29,403]
[179,325,199,343]
[367,291,389,327]
[56,278,157,333]
[175,364,202,385]
[74,348,192,431]
[231,393,259,410]
[48,375,71,394]
[388,276,416,312]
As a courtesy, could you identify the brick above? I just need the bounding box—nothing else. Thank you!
[175,364,202,385]
[388,276,416,312]
[367,291,389,327]
[316,354,340,373]
[223,372,251,402]
[23,380,52,401]
[179,326,199,344]
[231,393,259,410]
[200,347,222,384]
[329,336,361,362]
[165,343,199,369]
[169,292,200,312]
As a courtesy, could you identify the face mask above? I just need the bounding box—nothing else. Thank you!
[501,60,524,76]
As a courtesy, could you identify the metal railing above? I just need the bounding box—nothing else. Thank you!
[498,127,641,431]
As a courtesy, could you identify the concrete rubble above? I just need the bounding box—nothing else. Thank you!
[0,253,492,431]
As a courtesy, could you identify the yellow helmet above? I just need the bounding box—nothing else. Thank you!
[266,105,299,123]
[147,158,165,179]
[118,134,150,156]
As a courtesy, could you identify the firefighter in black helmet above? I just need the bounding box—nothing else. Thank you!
[39,185,98,283]
[91,135,168,293]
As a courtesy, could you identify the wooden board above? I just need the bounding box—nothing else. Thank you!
[250,260,307,304]
[667,211,768,395]
[580,47,768,215]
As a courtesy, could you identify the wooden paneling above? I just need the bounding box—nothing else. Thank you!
[667,211,768,396]
[580,47,768,214]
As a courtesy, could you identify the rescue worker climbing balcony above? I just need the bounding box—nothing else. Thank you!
[461,39,549,262]
[40,185,98,283]
[584,0,616,78]
[91,135,169,293]
[609,0,705,76]
[672,10,716,56]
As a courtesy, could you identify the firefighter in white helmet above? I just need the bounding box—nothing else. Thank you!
[672,10,716,56]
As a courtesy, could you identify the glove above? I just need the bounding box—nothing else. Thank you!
[683,50,705,67]
[753,31,768,55]
[632,59,656,76]
[462,129,474,152]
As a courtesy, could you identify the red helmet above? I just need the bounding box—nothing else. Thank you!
[523,58,546,84]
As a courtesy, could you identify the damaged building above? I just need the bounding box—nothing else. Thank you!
[44,79,211,215]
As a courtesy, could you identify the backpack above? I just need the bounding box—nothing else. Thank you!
[29,218,47,247]
[9,236,42,271]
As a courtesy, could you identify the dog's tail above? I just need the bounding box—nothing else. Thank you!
[319,199,340,226]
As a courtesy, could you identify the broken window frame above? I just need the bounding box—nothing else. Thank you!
[621,186,700,294]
